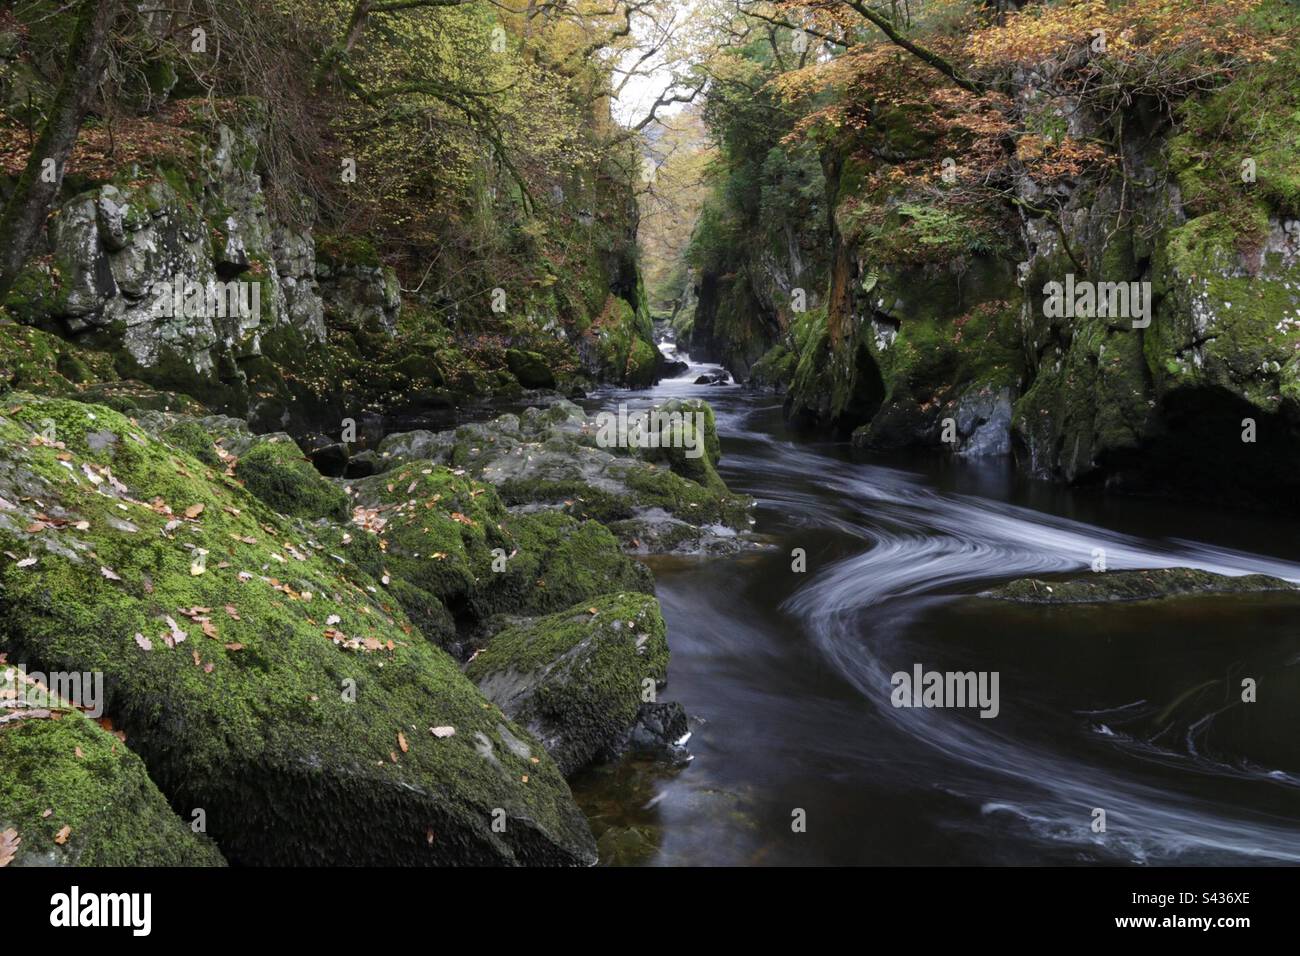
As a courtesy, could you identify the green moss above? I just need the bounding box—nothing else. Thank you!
[316,234,382,269]
[588,295,658,386]
[0,702,225,867]
[235,439,348,521]
[0,394,596,865]
[1147,211,1300,412]
[750,344,796,387]
[467,592,668,775]
[482,511,653,619]
[0,324,116,398]
[630,397,725,492]
[505,348,556,389]
[160,419,221,467]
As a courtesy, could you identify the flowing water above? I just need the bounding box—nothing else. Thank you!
[569,347,1300,866]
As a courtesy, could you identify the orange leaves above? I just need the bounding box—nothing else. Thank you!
[54,825,71,845]
[964,0,1276,77]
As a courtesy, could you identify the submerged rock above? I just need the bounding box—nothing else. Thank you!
[0,395,596,865]
[467,593,670,777]
[981,567,1298,604]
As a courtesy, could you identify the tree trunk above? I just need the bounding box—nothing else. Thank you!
[0,0,119,301]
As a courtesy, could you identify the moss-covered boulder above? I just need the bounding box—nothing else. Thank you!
[0,394,596,865]
[626,397,725,492]
[368,401,754,554]
[506,349,557,389]
[0,692,225,867]
[0,324,117,398]
[235,437,349,521]
[467,593,668,776]
[346,461,651,642]
[981,568,1298,605]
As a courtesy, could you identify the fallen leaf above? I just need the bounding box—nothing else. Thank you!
[41,809,52,819]
[184,503,205,518]
[398,731,409,753]
[99,566,122,581]
[134,633,152,651]
[15,557,37,569]
[74,746,84,759]
[164,616,187,644]
[430,726,455,738]
[0,828,19,867]
[54,825,71,845]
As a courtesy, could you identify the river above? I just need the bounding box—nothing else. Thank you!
[569,348,1300,866]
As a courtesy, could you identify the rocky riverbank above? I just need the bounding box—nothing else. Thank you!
[0,369,746,864]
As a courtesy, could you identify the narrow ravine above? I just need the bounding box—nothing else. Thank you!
[572,351,1300,866]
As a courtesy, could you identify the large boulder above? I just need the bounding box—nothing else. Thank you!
[467,593,669,776]
[0,395,596,865]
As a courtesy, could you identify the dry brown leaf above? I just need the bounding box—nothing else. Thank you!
[54,825,71,845]
[398,731,409,753]
[0,828,19,867]
[184,503,205,518]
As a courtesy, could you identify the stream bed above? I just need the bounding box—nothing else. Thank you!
[569,353,1300,866]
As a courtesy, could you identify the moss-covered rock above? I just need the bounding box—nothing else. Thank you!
[235,438,349,521]
[0,324,117,399]
[369,401,754,554]
[467,593,668,776]
[627,397,725,492]
[0,690,225,867]
[506,348,557,389]
[981,568,1298,605]
[346,462,651,640]
[0,394,596,865]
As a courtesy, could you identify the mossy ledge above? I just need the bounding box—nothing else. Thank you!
[980,568,1299,605]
